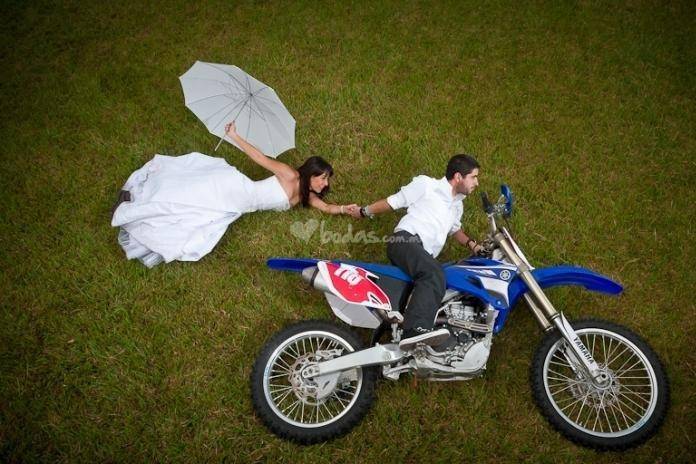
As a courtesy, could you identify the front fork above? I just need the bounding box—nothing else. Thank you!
[493,231,608,384]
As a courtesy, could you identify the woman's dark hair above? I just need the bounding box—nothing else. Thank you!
[297,156,334,207]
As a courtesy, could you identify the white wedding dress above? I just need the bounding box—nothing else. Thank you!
[111,152,291,267]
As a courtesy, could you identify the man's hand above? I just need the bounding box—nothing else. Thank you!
[347,205,363,218]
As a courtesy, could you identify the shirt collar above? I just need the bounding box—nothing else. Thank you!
[438,176,465,202]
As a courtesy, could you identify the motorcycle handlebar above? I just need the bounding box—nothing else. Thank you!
[481,192,493,214]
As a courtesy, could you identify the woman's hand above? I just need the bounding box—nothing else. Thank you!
[342,204,359,216]
[225,121,239,140]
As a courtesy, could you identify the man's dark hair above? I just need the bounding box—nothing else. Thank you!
[446,154,480,180]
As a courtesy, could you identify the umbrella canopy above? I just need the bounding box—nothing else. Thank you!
[179,61,295,158]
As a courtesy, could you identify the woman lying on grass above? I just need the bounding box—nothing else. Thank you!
[112,121,358,267]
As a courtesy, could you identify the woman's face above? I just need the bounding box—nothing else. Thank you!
[310,171,331,193]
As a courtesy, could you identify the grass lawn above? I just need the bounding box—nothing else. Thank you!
[1,0,694,462]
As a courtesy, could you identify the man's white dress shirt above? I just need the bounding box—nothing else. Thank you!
[386,175,464,258]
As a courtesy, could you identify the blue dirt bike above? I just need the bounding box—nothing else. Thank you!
[250,185,669,450]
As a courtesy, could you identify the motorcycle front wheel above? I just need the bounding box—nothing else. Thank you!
[530,319,669,450]
[250,320,377,444]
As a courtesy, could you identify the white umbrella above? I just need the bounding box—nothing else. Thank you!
[179,61,295,158]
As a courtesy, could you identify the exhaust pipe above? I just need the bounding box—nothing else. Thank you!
[301,266,330,293]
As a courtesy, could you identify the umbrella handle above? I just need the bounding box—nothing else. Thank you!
[214,135,225,152]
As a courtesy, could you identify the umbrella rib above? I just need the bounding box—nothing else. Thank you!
[185,92,247,106]
[254,98,293,139]
[253,94,284,106]
[252,86,269,96]
[183,76,248,94]
[244,97,264,118]
[205,62,250,95]
[205,98,247,129]
[250,96,277,156]
[253,95,293,117]
[246,99,252,140]
[211,98,250,133]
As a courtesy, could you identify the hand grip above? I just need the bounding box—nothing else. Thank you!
[480,192,493,214]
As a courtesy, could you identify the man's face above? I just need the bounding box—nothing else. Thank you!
[455,168,479,195]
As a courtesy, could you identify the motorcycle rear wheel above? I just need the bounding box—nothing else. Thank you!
[530,319,669,450]
[250,320,377,444]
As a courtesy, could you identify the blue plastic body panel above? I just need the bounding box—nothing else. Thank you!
[266,257,623,334]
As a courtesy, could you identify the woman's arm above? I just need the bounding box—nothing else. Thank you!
[225,122,297,181]
[308,194,358,216]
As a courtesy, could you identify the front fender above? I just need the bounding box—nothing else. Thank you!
[508,265,623,308]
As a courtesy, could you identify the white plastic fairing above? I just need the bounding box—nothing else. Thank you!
[324,293,382,329]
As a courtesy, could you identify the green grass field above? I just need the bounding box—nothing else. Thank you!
[1,0,694,462]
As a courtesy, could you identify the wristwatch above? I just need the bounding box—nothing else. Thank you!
[360,206,374,219]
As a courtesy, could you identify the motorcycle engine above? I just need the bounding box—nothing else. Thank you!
[432,299,490,361]
[383,298,495,381]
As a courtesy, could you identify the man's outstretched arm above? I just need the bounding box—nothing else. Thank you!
[349,199,394,218]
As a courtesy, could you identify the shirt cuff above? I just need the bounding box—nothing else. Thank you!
[386,192,406,210]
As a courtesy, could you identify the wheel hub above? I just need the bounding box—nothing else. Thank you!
[569,366,621,407]
[287,356,320,403]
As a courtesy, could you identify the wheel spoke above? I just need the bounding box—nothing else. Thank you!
[286,341,300,358]
[321,401,335,420]
[619,391,650,409]
[602,335,607,362]
[546,368,580,382]
[614,353,640,374]
[604,337,613,363]
[549,383,580,396]
[605,344,630,367]
[282,398,301,416]
[592,406,601,432]
[609,398,632,429]
[331,391,350,408]
[269,383,292,391]
[614,393,645,418]
[601,395,614,433]
[558,395,586,411]
[590,333,597,358]
[574,394,590,425]
[274,355,293,371]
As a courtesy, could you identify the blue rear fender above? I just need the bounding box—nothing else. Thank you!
[508,265,623,309]
[267,257,321,273]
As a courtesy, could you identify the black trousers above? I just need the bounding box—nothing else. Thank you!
[386,230,445,331]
